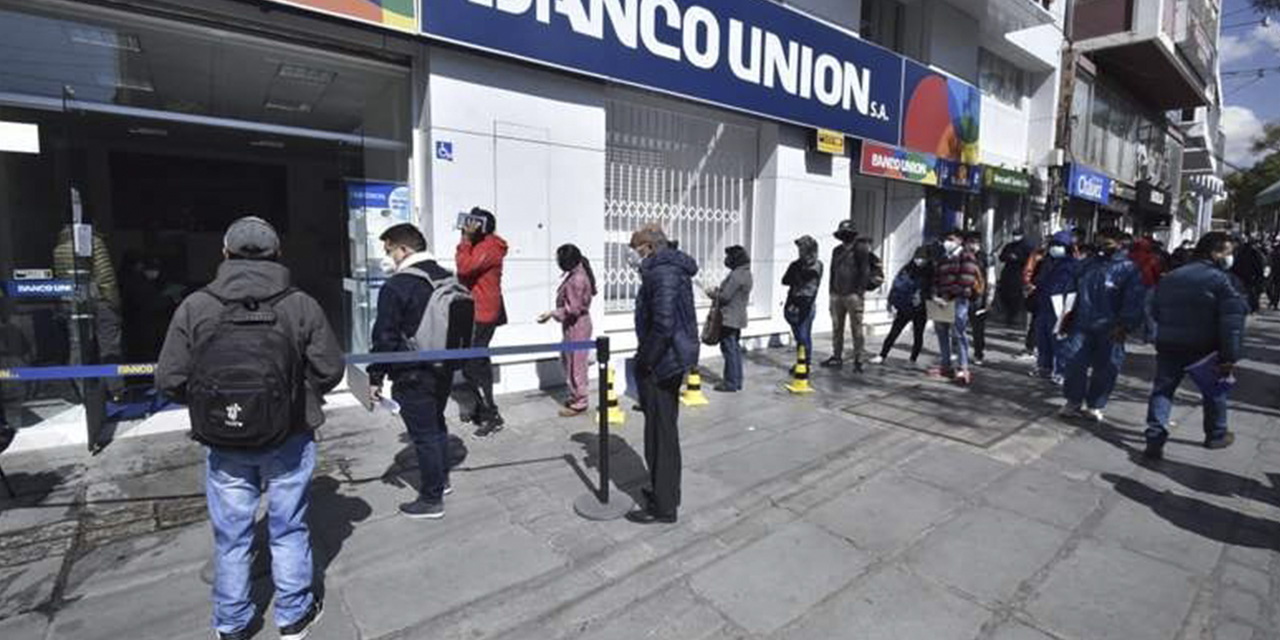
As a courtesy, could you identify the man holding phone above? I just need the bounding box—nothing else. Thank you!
[455,207,508,435]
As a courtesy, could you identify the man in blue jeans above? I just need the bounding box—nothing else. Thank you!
[931,230,981,386]
[156,217,343,640]
[1058,228,1145,423]
[1144,232,1249,460]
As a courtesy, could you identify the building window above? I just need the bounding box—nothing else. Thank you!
[978,49,1026,108]
[861,0,906,53]
[603,96,757,312]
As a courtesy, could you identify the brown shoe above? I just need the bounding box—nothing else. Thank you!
[559,406,586,418]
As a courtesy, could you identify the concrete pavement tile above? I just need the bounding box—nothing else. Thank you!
[64,523,207,600]
[906,506,1071,605]
[805,473,958,555]
[689,520,870,634]
[339,524,565,639]
[777,565,990,640]
[575,582,723,640]
[982,465,1103,530]
[899,445,1012,493]
[0,555,62,618]
[1026,539,1198,640]
[697,432,835,489]
[1091,496,1227,575]
[989,620,1058,640]
[1220,588,1265,625]
[1212,620,1262,640]
[1220,562,1272,596]
[49,562,210,640]
[1042,432,1143,476]
[0,611,49,639]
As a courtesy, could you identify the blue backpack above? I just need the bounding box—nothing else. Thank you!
[888,270,922,313]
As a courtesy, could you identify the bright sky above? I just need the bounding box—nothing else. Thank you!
[1218,0,1280,169]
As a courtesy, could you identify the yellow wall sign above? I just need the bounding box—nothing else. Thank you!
[815,129,845,155]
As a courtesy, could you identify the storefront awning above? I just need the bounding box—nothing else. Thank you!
[1257,177,1280,208]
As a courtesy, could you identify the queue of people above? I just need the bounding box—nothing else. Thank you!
[149,212,1266,640]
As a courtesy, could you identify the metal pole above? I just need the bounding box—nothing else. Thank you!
[596,335,610,504]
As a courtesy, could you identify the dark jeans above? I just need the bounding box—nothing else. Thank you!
[1034,309,1066,377]
[1062,330,1124,410]
[719,327,743,390]
[1024,308,1037,352]
[787,303,816,365]
[392,373,453,503]
[880,306,925,361]
[1145,350,1229,444]
[461,323,499,418]
[639,373,682,517]
[970,305,987,361]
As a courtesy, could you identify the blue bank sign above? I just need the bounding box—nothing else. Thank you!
[423,0,906,145]
[4,279,76,299]
[1066,163,1112,205]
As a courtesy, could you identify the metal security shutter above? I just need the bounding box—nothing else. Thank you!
[603,96,757,313]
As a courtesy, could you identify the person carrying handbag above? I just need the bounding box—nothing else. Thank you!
[705,246,753,392]
[782,235,824,369]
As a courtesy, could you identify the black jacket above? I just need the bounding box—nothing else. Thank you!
[634,248,700,382]
[829,244,884,296]
[369,254,454,387]
[155,260,344,433]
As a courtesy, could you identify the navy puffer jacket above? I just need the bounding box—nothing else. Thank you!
[634,248,700,381]
[1069,251,1145,334]
[1151,260,1248,362]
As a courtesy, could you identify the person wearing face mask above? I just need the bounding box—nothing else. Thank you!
[872,246,931,366]
[930,230,982,385]
[538,244,597,417]
[1143,232,1249,459]
[781,236,824,370]
[1230,236,1267,314]
[963,232,990,366]
[1029,230,1081,383]
[822,221,884,371]
[997,230,1033,327]
[627,225,698,524]
[705,246,753,392]
[1057,228,1145,423]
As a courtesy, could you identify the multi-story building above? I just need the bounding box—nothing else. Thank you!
[1055,0,1220,240]
[0,0,1067,442]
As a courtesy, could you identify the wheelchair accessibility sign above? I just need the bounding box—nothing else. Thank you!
[435,141,454,162]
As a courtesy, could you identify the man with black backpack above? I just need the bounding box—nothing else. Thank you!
[369,223,474,520]
[156,216,343,640]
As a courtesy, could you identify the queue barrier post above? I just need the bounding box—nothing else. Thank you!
[573,336,635,521]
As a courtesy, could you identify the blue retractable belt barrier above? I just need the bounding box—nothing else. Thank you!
[0,341,600,381]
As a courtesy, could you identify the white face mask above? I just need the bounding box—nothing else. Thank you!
[913,258,926,267]
[1049,246,1067,259]
[1220,254,1235,271]
[380,255,398,273]
[627,247,646,271]
[943,240,960,255]
[143,269,160,281]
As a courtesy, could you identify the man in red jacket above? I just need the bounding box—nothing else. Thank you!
[456,207,509,435]
[932,229,982,386]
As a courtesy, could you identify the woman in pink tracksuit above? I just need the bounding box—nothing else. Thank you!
[538,244,597,417]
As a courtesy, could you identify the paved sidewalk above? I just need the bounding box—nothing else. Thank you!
[2,312,1279,640]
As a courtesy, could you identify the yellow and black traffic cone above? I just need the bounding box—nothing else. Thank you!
[681,367,710,406]
[785,345,815,394]
[606,367,626,426]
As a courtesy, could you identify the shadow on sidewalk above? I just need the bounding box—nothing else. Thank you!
[1101,473,1280,552]
[570,432,648,506]
[310,476,373,603]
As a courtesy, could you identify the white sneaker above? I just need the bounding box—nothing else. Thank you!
[869,355,885,365]
[1057,403,1083,418]
[1085,408,1105,423]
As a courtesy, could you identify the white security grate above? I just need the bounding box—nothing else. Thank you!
[603,97,758,313]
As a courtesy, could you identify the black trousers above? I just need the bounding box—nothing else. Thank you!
[461,323,499,417]
[879,306,926,361]
[970,306,987,361]
[640,373,682,516]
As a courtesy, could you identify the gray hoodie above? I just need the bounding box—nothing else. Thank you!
[155,259,344,434]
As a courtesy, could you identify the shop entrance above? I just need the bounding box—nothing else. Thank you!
[0,1,411,443]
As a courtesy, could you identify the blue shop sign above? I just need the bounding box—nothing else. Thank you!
[936,159,982,193]
[422,0,906,146]
[4,279,76,299]
[1066,163,1112,205]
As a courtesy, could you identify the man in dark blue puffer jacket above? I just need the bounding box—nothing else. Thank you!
[1058,228,1146,423]
[1144,232,1249,460]
[628,225,699,524]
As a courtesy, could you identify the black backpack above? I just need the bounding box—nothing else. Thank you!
[187,288,301,449]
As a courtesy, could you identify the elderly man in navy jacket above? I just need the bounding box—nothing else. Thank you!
[1144,232,1249,460]
[627,225,699,524]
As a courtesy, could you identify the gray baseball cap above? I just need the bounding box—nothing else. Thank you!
[223,216,280,258]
